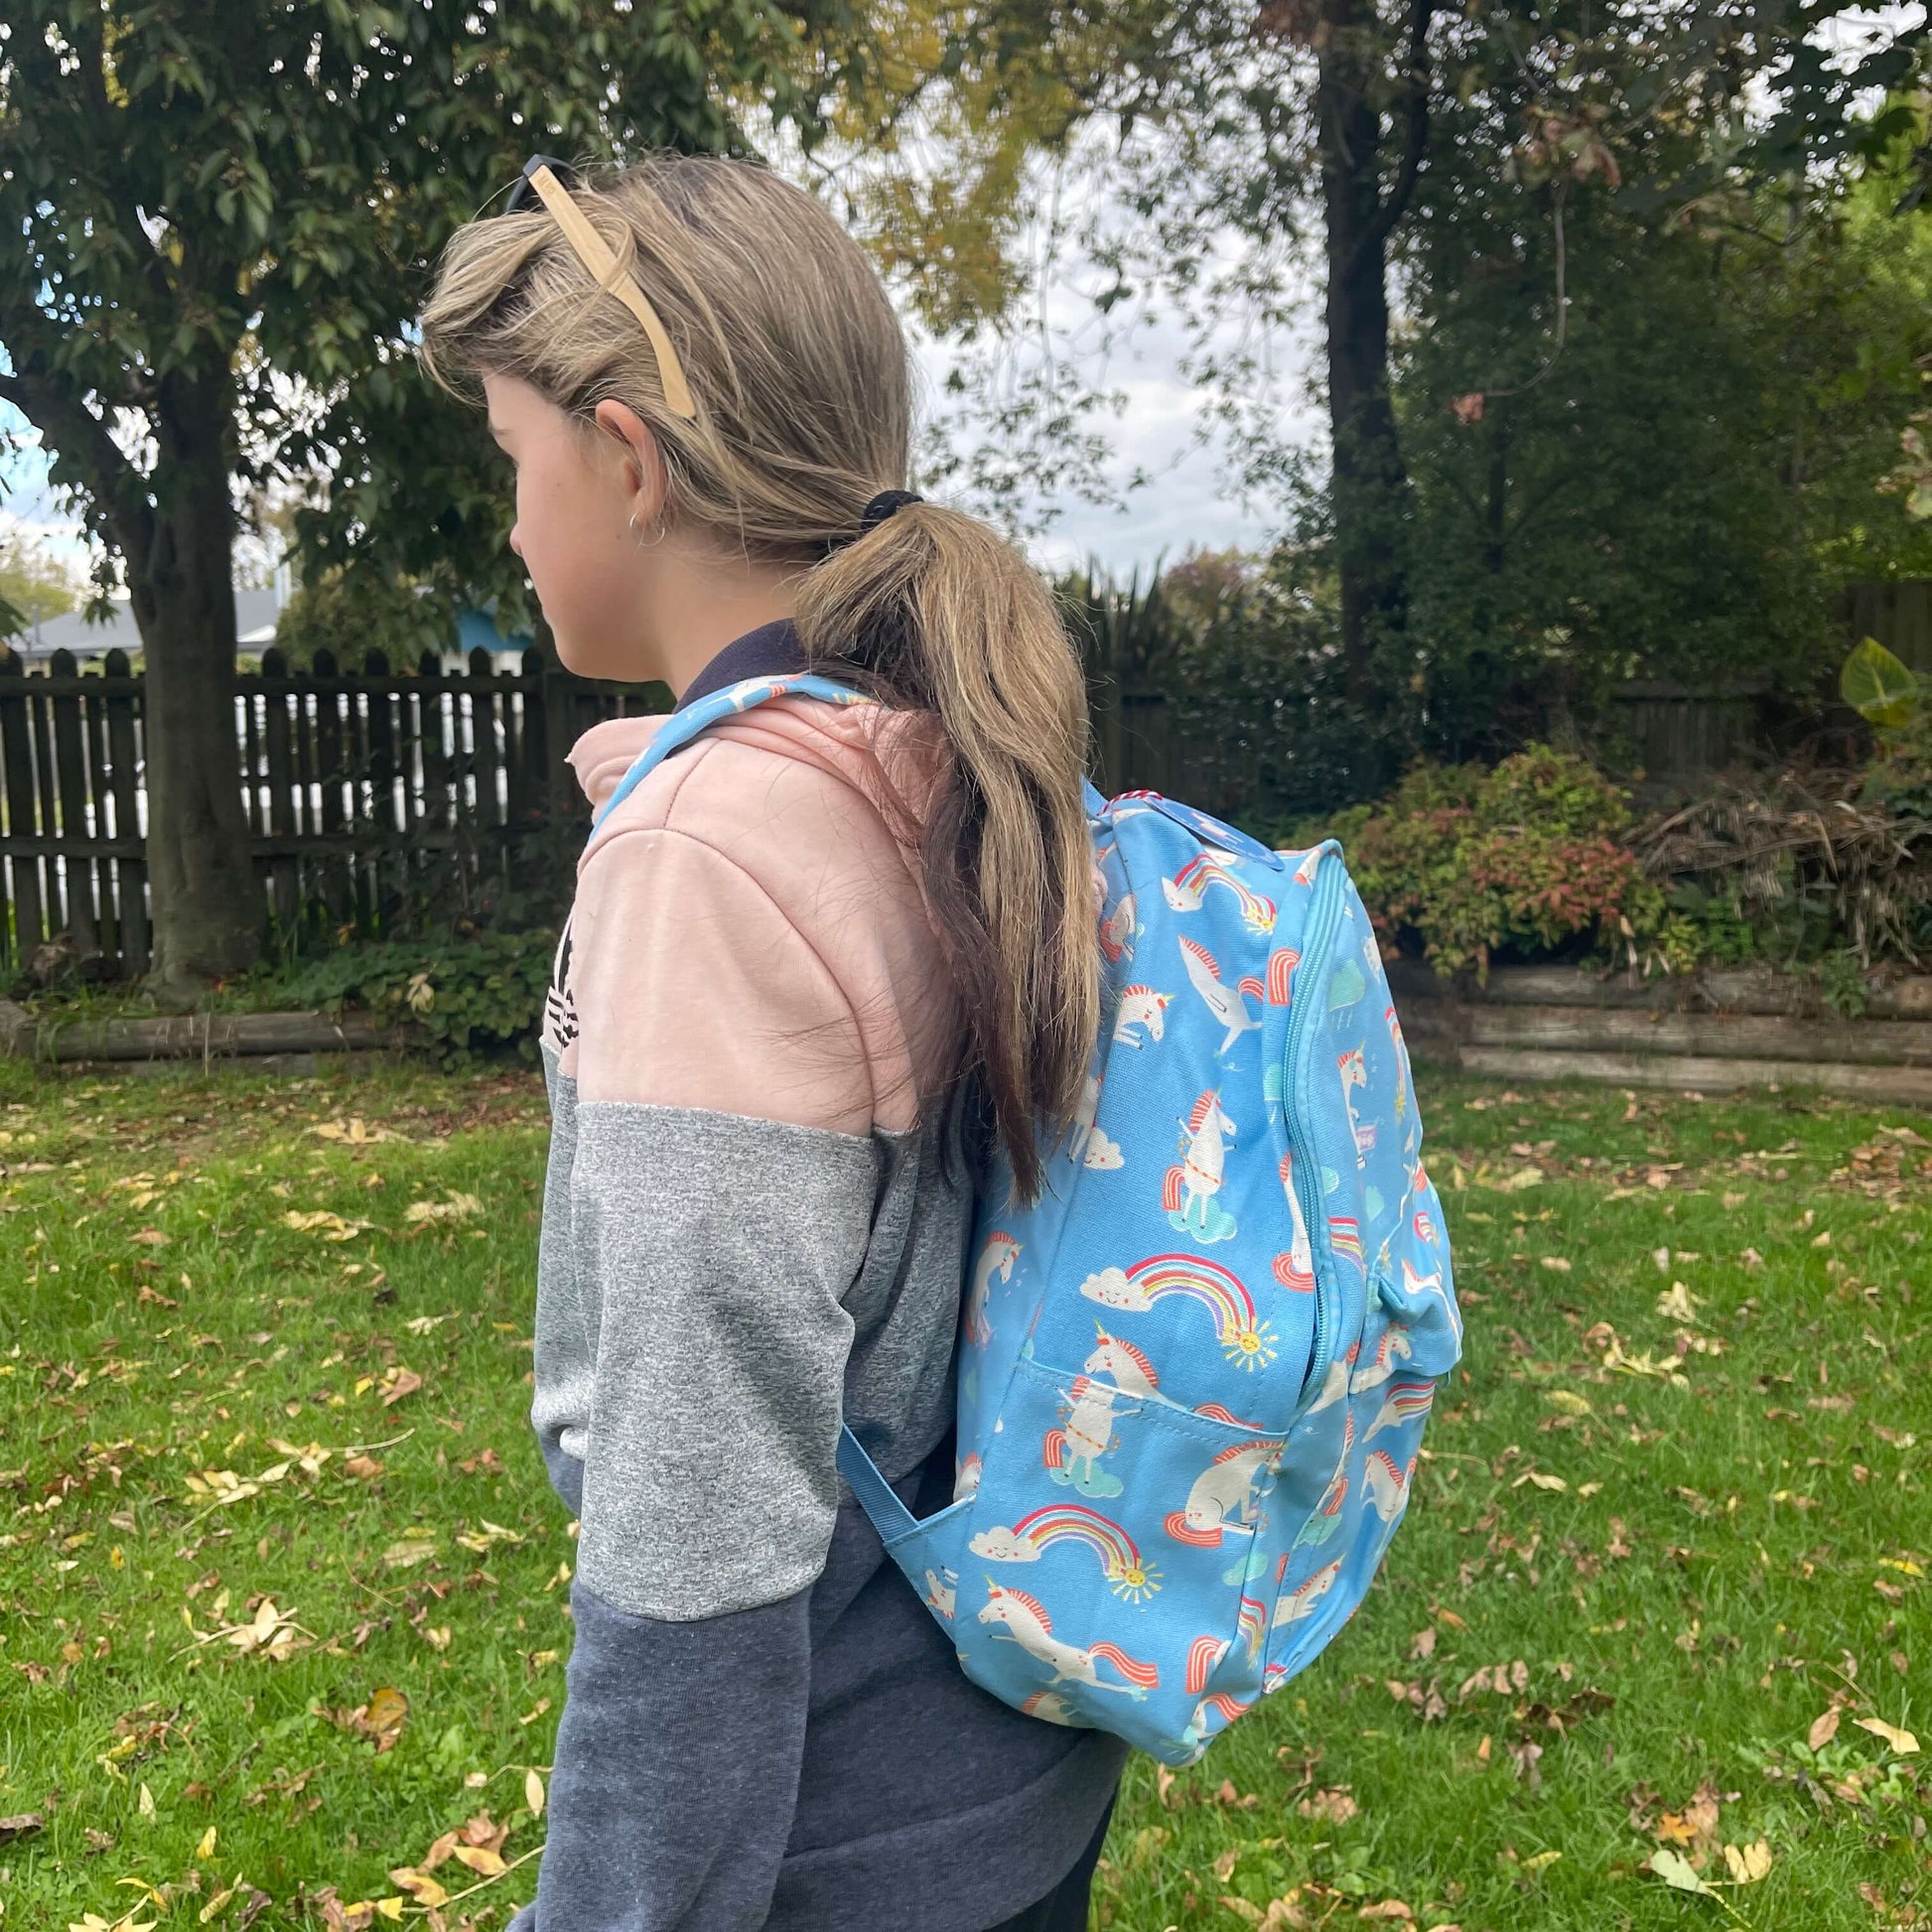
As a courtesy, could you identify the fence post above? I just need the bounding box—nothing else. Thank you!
[49,647,97,954]
[260,648,299,940]
[102,648,148,976]
[362,647,397,929]
[514,644,546,821]
[0,649,43,967]
[28,656,63,937]
[81,659,117,964]
[417,650,448,897]
[469,646,503,833]
[312,645,349,926]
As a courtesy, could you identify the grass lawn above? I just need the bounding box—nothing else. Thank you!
[0,1058,1924,1932]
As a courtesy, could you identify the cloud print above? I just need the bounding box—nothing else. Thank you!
[1083,1130,1124,1171]
[1080,1266,1151,1311]
[968,1527,1041,1563]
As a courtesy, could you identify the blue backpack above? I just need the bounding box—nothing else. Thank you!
[604,674,1462,1767]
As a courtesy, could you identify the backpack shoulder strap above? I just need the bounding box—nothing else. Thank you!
[591,672,875,833]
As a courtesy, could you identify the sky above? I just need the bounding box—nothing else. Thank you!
[0,192,1316,594]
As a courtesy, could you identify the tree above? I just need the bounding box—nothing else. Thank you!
[0,0,814,996]
[837,0,1929,739]
[0,518,79,636]
[1391,106,1932,761]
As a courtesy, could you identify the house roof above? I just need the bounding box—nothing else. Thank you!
[8,590,533,661]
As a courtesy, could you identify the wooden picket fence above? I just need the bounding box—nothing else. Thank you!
[0,645,667,977]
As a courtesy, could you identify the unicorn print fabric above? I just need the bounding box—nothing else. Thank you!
[840,780,1462,1766]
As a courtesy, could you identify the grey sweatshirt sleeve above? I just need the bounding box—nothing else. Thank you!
[521,1075,886,1930]
[515,1579,815,1931]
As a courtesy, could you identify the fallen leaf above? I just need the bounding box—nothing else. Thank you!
[387,1867,450,1909]
[525,1767,546,1819]
[1656,1282,1699,1323]
[1297,1786,1357,1825]
[1809,1707,1842,1749]
[343,1455,385,1481]
[1646,1848,1715,1895]
[129,1228,171,1248]
[404,1193,483,1225]
[451,1844,507,1876]
[455,1519,524,1554]
[1855,1716,1920,1754]
[1540,1257,1571,1273]
[326,1685,410,1753]
[1410,1627,1438,1661]
[1723,1840,1772,1884]
[382,1535,437,1570]
[1357,1904,1414,1921]
[420,1830,461,1870]
[0,1813,44,1844]
[280,1209,366,1242]
[377,1367,424,1408]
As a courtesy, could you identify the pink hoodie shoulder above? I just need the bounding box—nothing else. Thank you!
[546,694,961,1139]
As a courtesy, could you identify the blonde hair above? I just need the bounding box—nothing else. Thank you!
[419,154,1097,1203]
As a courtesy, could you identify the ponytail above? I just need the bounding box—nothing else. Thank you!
[797,506,1099,1206]
[419,152,1100,1200]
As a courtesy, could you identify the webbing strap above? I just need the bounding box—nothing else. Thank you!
[835,1424,918,1547]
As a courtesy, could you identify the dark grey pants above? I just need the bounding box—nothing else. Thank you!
[984,1793,1117,1932]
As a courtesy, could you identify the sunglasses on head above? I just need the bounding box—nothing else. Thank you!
[502,154,697,421]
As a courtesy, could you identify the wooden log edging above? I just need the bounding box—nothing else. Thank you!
[0,999,401,1064]
[1394,963,1932,1107]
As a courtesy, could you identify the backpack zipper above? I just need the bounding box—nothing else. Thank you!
[1285,852,1346,1409]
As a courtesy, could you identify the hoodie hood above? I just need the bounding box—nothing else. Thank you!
[567,692,952,890]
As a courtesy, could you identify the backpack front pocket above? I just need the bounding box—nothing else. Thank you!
[947,1350,1284,1762]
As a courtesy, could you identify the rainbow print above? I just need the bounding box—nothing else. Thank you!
[1168,855,1277,932]
[1080,1253,1278,1370]
[1008,1503,1164,1602]
[1413,1206,1438,1245]
[1237,1593,1269,1662]
[1328,1218,1364,1272]
[1185,1633,1228,1695]
[1266,946,1300,1006]
[1364,1379,1436,1441]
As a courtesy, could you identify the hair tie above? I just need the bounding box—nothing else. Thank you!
[860,488,923,533]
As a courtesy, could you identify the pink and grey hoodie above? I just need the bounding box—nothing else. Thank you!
[511,622,1125,1932]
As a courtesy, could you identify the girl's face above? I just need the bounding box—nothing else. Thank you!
[483,371,654,680]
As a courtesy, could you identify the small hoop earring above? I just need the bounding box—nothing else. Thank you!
[627,510,666,549]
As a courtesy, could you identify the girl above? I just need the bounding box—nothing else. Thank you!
[419,154,1128,1931]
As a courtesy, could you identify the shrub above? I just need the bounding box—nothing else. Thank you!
[1299,747,1681,979]
[280,929,555,1064]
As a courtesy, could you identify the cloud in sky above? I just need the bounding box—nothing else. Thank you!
[2,207,1326,582]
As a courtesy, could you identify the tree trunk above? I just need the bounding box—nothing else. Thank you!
[1318,0,1415,706]
[129,365,262,999]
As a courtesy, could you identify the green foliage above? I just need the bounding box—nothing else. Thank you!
[0,521,79,638]
[270,564,460,673]
[1303,748,1674,979]
[280,930,555,1065]
[1389,147,1932,759]
[1842,635,1920,732]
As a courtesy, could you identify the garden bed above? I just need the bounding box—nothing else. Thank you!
[0,998,403,1064]
[1395,963,1932,1103]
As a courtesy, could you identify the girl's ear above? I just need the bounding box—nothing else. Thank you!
[593,398,668,524]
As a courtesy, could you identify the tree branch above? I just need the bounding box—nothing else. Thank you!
[1348,0,1438,275]
[0,361,156,567]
